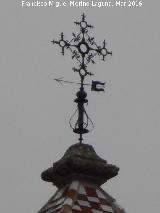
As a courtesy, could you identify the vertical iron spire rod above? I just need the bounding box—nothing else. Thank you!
[78,85,84,143]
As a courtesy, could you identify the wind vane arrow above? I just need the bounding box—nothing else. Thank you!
[54,78,105,92]
[54,77,84,85]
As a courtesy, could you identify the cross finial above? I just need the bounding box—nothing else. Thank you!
[52,14,112,143]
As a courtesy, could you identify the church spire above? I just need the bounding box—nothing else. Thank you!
[38,14,126,213]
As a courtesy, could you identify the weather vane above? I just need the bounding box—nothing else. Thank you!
[52,13,112,143]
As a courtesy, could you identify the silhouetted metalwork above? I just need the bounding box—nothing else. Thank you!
[52,13,112,143]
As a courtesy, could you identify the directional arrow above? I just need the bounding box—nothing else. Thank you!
[54,78,106,92]
[54,77,90,86]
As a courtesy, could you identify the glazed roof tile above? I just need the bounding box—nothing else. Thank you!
[38,181,125,213]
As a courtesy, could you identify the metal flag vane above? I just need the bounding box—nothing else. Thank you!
[52,13,112,143]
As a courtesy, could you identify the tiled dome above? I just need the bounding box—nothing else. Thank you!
[38,180,125,213]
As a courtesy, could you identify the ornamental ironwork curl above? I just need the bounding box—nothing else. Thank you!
[51,13,112,84]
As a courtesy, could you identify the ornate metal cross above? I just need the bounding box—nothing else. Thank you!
[52,13,112,143]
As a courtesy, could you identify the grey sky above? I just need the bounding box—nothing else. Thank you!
[0,1,160,212]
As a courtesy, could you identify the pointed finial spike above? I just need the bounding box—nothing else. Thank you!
[82,13,86,21]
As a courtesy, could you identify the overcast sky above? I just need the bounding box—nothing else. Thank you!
[0,1,160,212]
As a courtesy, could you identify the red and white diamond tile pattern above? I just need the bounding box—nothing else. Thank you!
[38,181,126,213]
